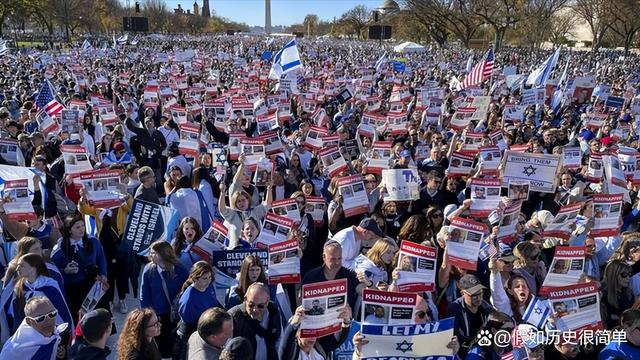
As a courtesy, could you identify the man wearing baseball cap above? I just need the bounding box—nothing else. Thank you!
[445,274,493,358]
[329,217,385,270]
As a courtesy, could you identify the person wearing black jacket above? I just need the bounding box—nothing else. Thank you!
[126,116,167,193]
[69,309,112,360]
[280,305,352,360]
[228,283,281,360]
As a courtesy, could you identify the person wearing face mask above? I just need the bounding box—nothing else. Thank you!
[352,296,459,359]
[280,304,353,360]
[0,296,67,359]
[228,282,282,360]
[174,261,221,360]
[188,308,234,360]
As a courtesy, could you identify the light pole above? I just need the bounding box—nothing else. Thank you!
[372,0,400,45]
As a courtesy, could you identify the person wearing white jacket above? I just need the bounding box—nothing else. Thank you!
[353,238,398,288]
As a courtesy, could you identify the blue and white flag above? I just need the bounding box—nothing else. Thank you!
[360,318,456,359]
[0,320,65,360]
[116,34,128,46]
[268,38,302,79]
[121,199,179,255]
[522,296,551,329]
[551,61,569,114]
[526,48,560,87]
[375,51,388,72]
[0,40,9,57]
[466,54,474,73]
[81,39,93,52]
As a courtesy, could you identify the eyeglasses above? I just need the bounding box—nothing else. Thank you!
[146,320,161,328]
[247,302,268,309]
[27,309,57,323]
[621,272,632,278]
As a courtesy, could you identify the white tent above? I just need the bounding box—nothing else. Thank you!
[393,41,426,53]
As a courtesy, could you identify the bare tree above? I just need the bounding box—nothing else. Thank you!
[548,11,578,46]
[303,14,319,36]
[608,0,640,53]
[340,5,369,39]
[572,0,613,50]
[143,0,170,33]
[404,0,481,47]
[473,0,529,51]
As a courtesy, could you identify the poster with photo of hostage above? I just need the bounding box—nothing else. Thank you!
[461,131,484,152]
[337,175,369,218]
[271,198,300,222]
[98,104,117,126]
[591,193,623,237]
[547,283,603,334]
[539,246,586,296]
[469,178,501,218]
[227,132,244,161]
[178,122,202,157]
[507,179,530,201]
[304,125,329,150]
[253,158,273,187]
[395,241,437,292]
[563,147,582,170]
[300,279,348,338]
[586,153,603,182]
[305,196,326,227]
[361,289,417,325]
[543,202,583,240]
[256,112,278,135]
[60,109,80,134]
[191,220,229,263]
[2,179,36,221]
[267,239,300,284]
[497,199,522,244]
[367,142,392,174]
[61,145,92,174]
[446,217,487,271]
[256,212,295,248]
[449,107,476,130]
[478,146,502,176]
[319,146,348,177]
[78,169,126,209]
[240,138,266,171]
[447,151,475,178]
[262,131,284,156]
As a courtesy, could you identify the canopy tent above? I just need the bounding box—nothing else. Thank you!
[393,41,426,53]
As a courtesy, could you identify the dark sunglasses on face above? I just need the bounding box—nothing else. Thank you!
[27,309,57,323]
[248,302,267,309]
[621,272,632,278]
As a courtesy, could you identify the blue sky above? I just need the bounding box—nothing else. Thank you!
[160,0,383,26]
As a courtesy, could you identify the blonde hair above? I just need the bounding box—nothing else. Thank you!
[514,241,539,267]
[366,238,398,268]
[230,190,251,209]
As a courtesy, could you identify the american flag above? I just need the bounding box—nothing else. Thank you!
[501,346,528,360]
[462,48,494,89]
[35,80,64,117]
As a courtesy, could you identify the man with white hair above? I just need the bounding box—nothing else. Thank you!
[0,296,67,360]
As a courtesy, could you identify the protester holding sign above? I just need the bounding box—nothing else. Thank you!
[218,181,272,245]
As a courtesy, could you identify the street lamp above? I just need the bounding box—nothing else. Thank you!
[372,0,400,45]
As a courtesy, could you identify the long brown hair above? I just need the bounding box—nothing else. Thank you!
[180,261,213,294]
[172,217,203,255]
[14,253,49,304]
[236,255,267,299]
[117,308,161,360]
[61,213,93,256]
[148,241,180,278]
[3,237,41,284]
[397,215,430,244]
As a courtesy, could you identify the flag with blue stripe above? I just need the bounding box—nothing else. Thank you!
[606,96,625,109]
[375,51,388,72]
[84,215,97,238]
[551,61,569,115]
[526,48,560,87]
[522,296,551,329]
[268,39,302,79]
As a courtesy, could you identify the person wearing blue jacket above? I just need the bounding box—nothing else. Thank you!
[140,240,188,358]
[51,214,108,325]
[101,141,133,166]
[174,261,220,360]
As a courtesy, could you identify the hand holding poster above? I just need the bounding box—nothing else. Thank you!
[191,221,229,263]
[320,146,348,177]
[253,158,273,187]
[267,240,300,284]
[300,279,348,338]
[497,199,522,244]
[256,212,295,248]
[80,281,106,313]
[447,151,475,177]
[446,217,487,270]
[586,153,603,182]
[2,179,36,221]
[367,142,392,174]
[360,317,455,359]
[61,145,92,174]
[305,196,326,226]
[547,283,603,333]
[469,178,501,217]
[382,169,420,202]
[240,138,266,171]
[591,193,623,237]
[501,151,562,193]
[77,169,126,208]
[271,198,301,222]
[542,202,583,240]
[361,289,417,325]
[478,146,502,175]
[336,175,369,217]
[540,246,586,295]
[395,241,437,292]
[121,199,179,255]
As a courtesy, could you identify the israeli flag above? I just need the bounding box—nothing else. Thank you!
[551,61,569,114]
[81,39,93,52]
[375,51,388,72]
[522,296,551,329]
[526,48,560,87]
[268,39,302,79]
[466,54,474,73]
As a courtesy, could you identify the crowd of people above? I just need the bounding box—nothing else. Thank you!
[0,32,637,360]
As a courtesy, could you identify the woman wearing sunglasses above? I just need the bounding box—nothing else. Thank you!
[465,311,515,360]
[601,260,635,329]
[117,308,162,360]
